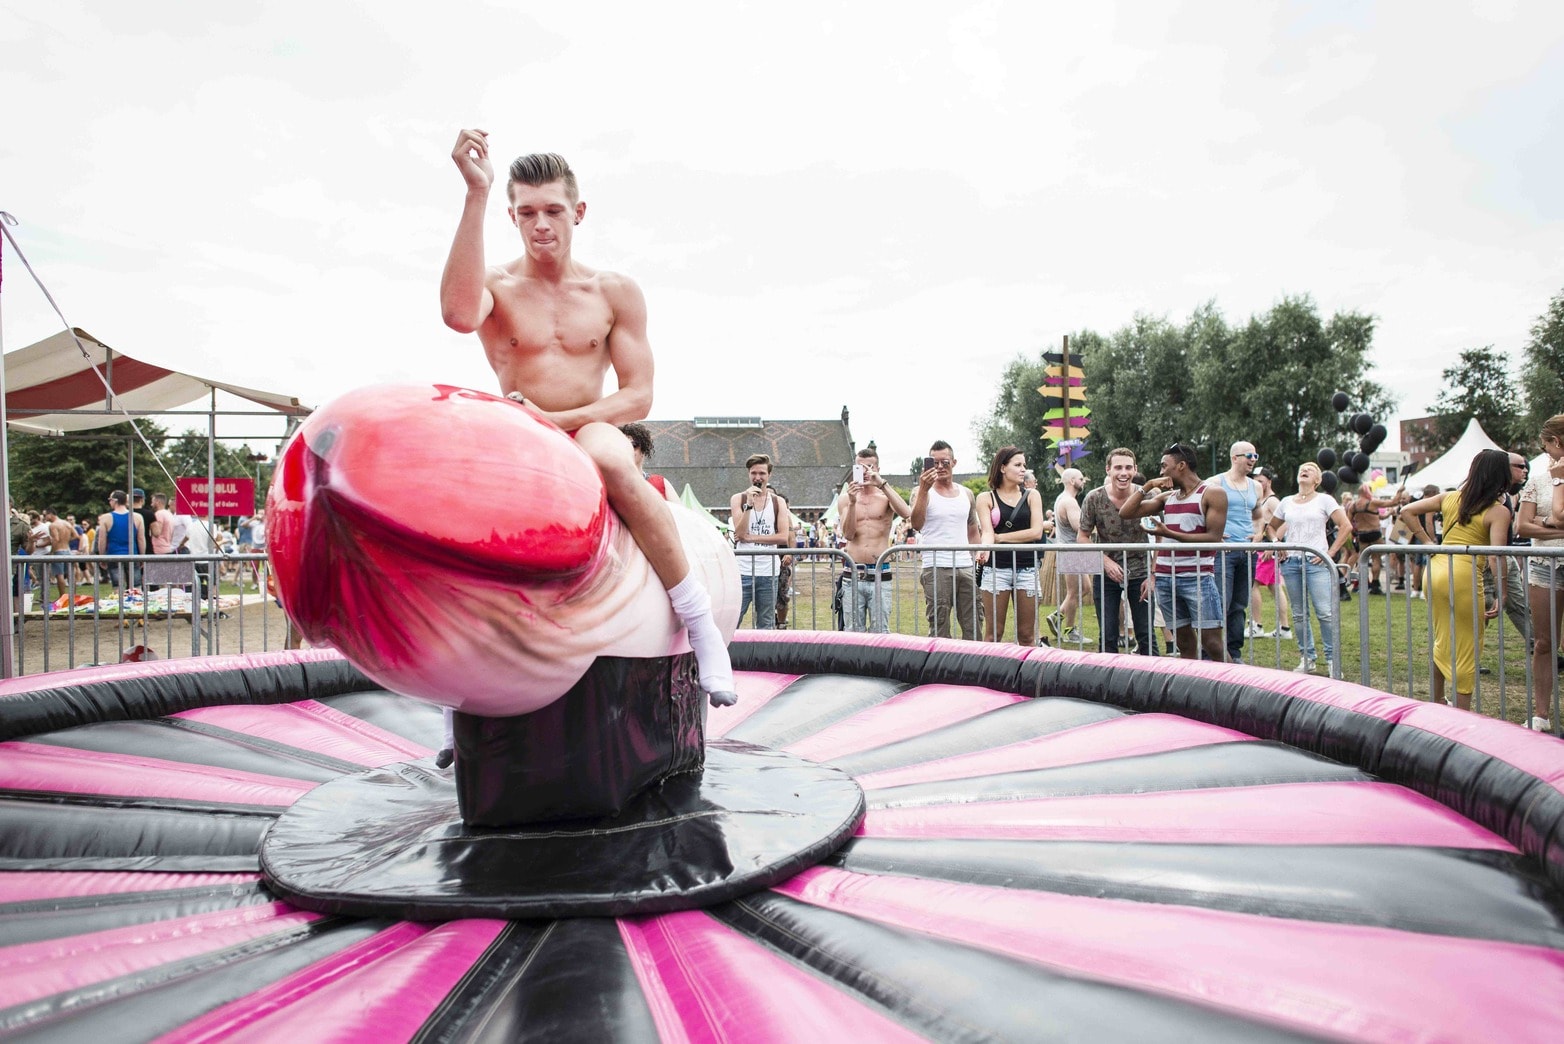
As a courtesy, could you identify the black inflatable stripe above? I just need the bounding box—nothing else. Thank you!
[27,720,348,783]
[827,697,1123,778]
[828,838,1564,950]
[0,796,271,866]
[733,639,1564,892]
[864,741,1368,809]
[0,657,378,742]
[413,919,660,1043]
[0,881,274,947]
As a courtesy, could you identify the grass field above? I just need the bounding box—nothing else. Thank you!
[761,555,1554,733]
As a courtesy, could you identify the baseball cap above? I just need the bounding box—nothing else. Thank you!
[132,488,146,498]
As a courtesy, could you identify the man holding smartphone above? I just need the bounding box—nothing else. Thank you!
[909,440,985,639]
[730,454,792,628]
[838,447,912,632]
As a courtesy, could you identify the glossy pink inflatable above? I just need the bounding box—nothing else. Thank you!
[267,384,739,716]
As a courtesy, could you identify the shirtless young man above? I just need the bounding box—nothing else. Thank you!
[836,447,912,632]
[439,130,736,720]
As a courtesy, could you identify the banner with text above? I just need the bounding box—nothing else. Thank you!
[176,477,256,516]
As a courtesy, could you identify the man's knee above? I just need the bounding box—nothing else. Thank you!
[576,422,638,480]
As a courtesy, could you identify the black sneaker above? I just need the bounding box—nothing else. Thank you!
[1369,581,1382,595]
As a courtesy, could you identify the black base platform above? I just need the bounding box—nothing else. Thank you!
[259,740,866,920]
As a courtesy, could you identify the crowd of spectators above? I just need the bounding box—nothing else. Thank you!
[7,486,271,607]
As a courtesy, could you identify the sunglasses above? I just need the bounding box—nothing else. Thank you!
[1236,453,1259,460]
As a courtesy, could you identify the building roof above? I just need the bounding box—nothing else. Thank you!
[642,410,856,511]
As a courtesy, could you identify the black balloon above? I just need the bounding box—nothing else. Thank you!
[1317,447,1338,470]
[1363,424,1387,453]
[1320,471,1339,494]
[1332,391,1350,412]
[1338,466,1359,485]
[1351,413,1373,435]
[1352,452,1371,474]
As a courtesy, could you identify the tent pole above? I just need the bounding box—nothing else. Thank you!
[0,249,15,677]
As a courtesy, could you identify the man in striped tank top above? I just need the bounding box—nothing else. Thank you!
[1119,442,1229,662]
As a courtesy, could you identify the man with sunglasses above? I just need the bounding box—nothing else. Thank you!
[1217,441,1260,662]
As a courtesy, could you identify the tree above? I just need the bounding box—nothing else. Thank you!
[1427,347,1520,455]
[7,423,274,518]
[1520,288,1564,448]
[1220,299,1392,494]
[972,354,1050,477]
[969,296,1393,498]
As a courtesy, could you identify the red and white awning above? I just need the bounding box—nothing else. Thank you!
[4,328,310,434]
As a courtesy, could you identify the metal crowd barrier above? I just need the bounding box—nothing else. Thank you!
[735,539,1340,667]
[729,547,855,631]
[1358,544,1561,734]
[7,553,282,674]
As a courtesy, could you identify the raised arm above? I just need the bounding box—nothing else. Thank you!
[440,129,497,333]
[907,467,937,531]
[839,485,859,541]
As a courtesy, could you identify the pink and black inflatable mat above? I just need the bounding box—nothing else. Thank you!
[2,633,1563,1040]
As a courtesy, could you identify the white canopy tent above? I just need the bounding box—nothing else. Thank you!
[4,328,309,434]
[1406,417,1505,491]
[1,327,313,676]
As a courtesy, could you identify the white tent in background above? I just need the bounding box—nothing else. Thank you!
[1407,417,1505,491]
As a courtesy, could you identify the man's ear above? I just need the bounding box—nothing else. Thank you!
[575,200,587,225]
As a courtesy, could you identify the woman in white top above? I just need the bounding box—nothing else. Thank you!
[1046,466,1087,644]
[1517,413,1564,732]
[1267,462,1351,677]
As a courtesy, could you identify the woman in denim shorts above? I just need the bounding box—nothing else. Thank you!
[977,446,1046,645]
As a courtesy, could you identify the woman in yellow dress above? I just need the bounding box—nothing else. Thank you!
[1402,450,1512,711]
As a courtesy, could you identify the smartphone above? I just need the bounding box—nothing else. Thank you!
[853,464,865,484]
[923,456,935,472]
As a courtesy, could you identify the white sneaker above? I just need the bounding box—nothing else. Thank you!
[1529,716,1554,732]
[1292,658,1317,674]
[1245,620,1266,638]
[1277,627,1294,640]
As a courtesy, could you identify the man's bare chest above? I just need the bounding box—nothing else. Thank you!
[485,281,614,359]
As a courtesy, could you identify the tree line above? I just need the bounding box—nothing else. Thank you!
[6,422,272,519]
[973,289,1564,497]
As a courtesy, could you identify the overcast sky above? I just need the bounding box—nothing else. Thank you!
[2,1,1560,475]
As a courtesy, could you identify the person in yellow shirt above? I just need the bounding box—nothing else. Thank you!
[1401,450,1513,711]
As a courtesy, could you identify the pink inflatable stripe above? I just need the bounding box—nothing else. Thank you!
[860,782,1517,850]
[705,672,799,739]
[784,684,1024,762]
[856,714,1253,790]
[618,911,925,1043]
[0,871,259,905]
[0,903,318,1009]
[0,741,314,807]
[0,648,344,700]
[777,867,1564,1041]
[155,920,507,1044]
[174,701,429,763]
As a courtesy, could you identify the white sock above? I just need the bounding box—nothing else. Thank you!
[434,706,456,766]
[666,574,736,704]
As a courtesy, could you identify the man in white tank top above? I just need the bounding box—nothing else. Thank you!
[909,440,984,639]
[729,453,792,629]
